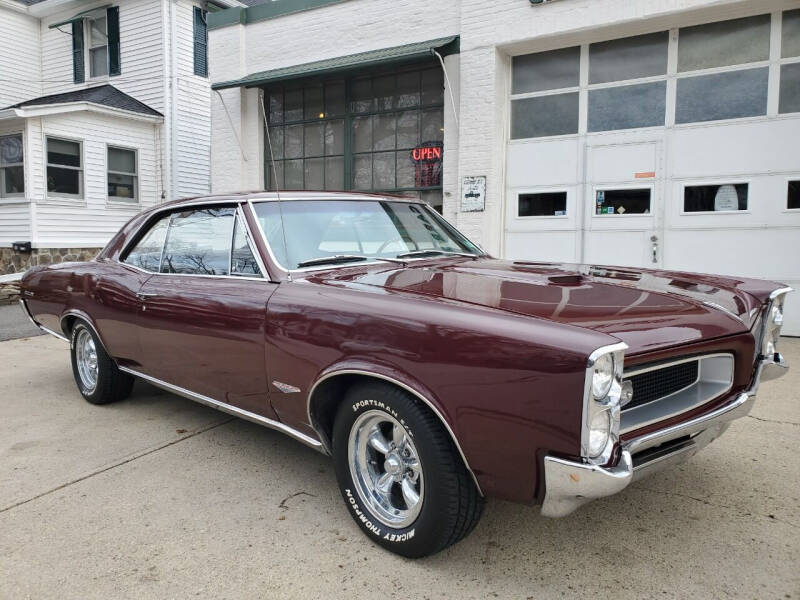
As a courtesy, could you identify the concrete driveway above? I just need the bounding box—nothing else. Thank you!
[1,334,798,599]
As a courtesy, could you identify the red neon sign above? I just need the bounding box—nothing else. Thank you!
[411,145,442,162]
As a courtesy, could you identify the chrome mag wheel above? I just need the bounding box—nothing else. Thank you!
[75,328,99,393]
[348,410,424,528]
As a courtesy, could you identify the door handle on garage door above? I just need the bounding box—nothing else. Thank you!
[650,235,658,263]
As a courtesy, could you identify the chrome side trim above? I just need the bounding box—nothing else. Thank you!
[119,366,325,452]
[38,325,69,342]
[769,286,793,300]
[59,309,109,351]
[306,369,484,496]
[19,298,70,341]
[623,352,727,378]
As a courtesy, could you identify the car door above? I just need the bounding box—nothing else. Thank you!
[135,205,280,419]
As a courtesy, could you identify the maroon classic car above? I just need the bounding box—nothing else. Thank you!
[19,192,790,557]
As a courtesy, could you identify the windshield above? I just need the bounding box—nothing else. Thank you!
[252,200,481,270]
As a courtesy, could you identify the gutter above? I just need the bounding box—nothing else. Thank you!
[0,103,163,123]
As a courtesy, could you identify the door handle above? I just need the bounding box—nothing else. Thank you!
[651,244,658,263]
[136,292,158,298]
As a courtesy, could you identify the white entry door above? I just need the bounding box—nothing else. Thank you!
[582,137,665,269]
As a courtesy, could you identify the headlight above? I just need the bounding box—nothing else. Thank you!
[591,353,615,399]
[587,408,611,458]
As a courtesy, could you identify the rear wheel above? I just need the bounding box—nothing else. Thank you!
[332,381,484,557]
[69,320,133,405]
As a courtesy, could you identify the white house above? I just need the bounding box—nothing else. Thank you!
[208,0,800,335]
[0,0,252,273]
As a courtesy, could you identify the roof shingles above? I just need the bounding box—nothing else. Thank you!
[6,85,162,117]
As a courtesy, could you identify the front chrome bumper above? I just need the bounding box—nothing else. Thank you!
[540,352,788,518]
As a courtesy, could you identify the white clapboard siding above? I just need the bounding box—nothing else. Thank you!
[170,0,211,198]
[33,111,161,247]
[0,203,32,245]
[40,0,166,113]
[0,7,42,107]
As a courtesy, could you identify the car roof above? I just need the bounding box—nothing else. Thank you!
[158,190,427,211]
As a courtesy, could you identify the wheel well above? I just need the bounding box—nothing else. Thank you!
[61,314,77,338]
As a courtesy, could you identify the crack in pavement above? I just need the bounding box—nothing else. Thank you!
[0,417,235,514]
[632,485,799,530]
[746,415,800,427]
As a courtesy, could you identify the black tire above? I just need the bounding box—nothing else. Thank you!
[69,320,134,405]
[332,381,484,558]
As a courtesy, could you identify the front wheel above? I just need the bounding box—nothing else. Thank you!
[69,320,133,405]
[332,381,484,557]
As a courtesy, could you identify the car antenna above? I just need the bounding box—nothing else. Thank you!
[259,92,292,282]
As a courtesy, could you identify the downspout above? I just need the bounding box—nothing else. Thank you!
[160,0,172,201]
[169,0,179,201]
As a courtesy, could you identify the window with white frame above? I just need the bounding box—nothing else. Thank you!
[0,134,24,197]
[46,138,83,198]
[107,146,137,202]
[510,11,800,139]
[88,15,109,78]
[683,183,748,212]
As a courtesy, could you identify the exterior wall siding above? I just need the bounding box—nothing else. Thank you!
[0,5,42,107]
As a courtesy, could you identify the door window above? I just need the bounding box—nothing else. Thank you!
[230,213,262,277]
[122,214,171,272]
[595,188,651,215]
[161,207,234,275]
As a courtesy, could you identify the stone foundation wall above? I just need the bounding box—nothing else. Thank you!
[0,247,101,305]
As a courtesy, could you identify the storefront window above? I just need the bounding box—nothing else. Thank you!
[264,65,444,210]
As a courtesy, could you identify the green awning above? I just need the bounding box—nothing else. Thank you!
[49,5,111,29]
[212,36,459,90]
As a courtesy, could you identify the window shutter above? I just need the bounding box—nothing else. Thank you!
[72,20,84,83]
[193,7,208,77]
[108,6,121,76]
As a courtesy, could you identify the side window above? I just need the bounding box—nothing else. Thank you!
[123,214,171,272]
[161,207,234,275]
[230,213,262,277]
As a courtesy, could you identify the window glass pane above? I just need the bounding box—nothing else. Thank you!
[266,161,283,191]
[351,78,372,113]
[683,183,748,212]
[325,157,343,190]
[108,147,135,173]
[511,93,579,139]
[284,124,303,159]
[353,116,372,153]
[324,120,344,155]
[779,63,800,114]
[397,111,418,148]
[161,208,234,275]
[397,152,415,188]
[519,192,567,216]
[231,215,261,277]
[89,17,107,46]
[284,89,303,122]
[589,32,668,84]
[373,75,395,111]
[48,138,80,167]
[512,47,580,93]
[373,113,395,151]
[595,188,651,215]
[284,159,303,189]
[373,152,395,189]
[108,173,135,200]
[353,155,371,190]
[304,86,323,120]
[305,158,324,190]
[123,214,170,272]
[588,81,666,132]
[421,68,443,105]
[304,123,324,157]
[396,71,420,108]
[267,126,283,160]
[0,135,23,165]
[268,92,283,123]
[420,108,443,143]
[90,47,108,77]
[47,167,80,195]
[678,15,770,71]
[325,82,345,116]
[782,9,800,58]
[3,166,25,195]
[676,68,768,123]
[788,180,800,209]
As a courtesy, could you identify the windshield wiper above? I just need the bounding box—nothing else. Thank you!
[295,255,407,268]
[395,250,478,259]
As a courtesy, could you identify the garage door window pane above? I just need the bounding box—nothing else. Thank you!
[595,189,651,215]
[684,184,748,212]
[676,68,768,123]
[588,81,666,132]
[678,15,770,71]
[779,63,800,114]
[511,93,579,139]
[519,192,567,216]
[787,181,800,209]
[512,47,580,93]
[589,32,668,84]
[782,9,800,58]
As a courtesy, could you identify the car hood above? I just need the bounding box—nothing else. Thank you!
[318,258,769,355]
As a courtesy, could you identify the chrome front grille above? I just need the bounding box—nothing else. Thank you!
[621,354,734,433]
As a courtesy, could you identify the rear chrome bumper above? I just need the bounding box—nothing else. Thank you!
[540,352,788,518]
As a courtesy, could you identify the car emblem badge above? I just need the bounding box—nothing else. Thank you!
[272,380,301,394]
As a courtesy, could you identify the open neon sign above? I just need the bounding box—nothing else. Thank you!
[410,142,443,187]
[411,145,442,162]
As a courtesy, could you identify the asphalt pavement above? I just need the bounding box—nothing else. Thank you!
[0,302,43,341]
